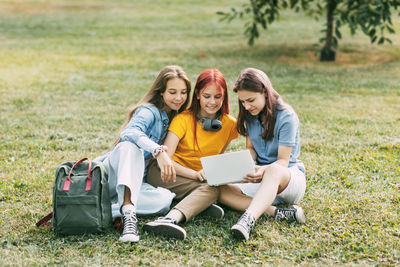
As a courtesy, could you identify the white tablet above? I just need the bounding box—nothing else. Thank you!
[200,150,255,186]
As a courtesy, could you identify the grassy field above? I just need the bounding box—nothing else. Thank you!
[1,0,400,265]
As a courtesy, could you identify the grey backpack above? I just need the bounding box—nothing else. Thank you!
[37,158,112,235]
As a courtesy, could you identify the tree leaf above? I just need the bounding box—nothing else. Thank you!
[335,27,342,39]
[386,25,395,34]
[368,28,376,38]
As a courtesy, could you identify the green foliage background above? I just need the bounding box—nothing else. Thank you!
[0,0,399,265]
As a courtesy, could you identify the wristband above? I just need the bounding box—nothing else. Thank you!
[153,145,167,158]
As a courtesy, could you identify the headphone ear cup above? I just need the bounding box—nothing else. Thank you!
[210,119,222,131]
[203,117,222,131]
[203,117,212,131]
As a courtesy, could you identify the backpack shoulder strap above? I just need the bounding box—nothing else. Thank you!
[36,212,53,227]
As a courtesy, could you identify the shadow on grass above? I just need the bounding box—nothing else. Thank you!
[209,42,400,68]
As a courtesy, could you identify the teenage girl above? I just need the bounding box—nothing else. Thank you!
[96,66,191,242]
[219,68,306,241]
[143,68,239,239]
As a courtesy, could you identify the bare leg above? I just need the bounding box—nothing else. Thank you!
[165,209,185,223]
[219,185,252,211]
[219,184,280,218]
[122,186,133,206]
[247,164,290,220]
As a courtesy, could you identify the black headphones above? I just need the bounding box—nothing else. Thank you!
[197,112,222,132]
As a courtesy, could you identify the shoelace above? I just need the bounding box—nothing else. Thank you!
[238,212,255,231]
[122,211,138,235]
[275,208,295,222]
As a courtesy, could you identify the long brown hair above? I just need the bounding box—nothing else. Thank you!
[189,68,229,150]
[111,65,191,148]
[233,68,281,140]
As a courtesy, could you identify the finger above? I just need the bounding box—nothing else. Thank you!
[243,175,254,180]
[164,167,171,183]
[172,167,176,183]
[161,170,167,184]
[167,166,173,183]
[244,177,258,183]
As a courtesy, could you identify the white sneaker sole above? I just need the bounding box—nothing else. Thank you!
[293,205,306,224]
[143,222,186,240]
[119,233,140,243]
[231,224,250,241]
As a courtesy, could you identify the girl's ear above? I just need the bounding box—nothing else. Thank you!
[263,90,267,97]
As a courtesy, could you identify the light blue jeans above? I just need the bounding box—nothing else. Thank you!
[101,141,175,218]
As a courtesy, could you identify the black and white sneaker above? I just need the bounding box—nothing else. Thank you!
[119,210,139,243]
[201,204,224,219]
[274,205,306,224]
[231,211,256,241]
[143,217,186,240]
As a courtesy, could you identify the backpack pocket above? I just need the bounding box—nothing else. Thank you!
[55,195,101,234]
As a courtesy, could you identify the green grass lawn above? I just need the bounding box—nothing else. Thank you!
[1,0,400,265]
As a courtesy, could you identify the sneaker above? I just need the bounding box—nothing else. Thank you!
[143,217,186,240]
[201,204,224,219]
[274,205,306,224]
[119,210,139,243]
[231,211,256,241]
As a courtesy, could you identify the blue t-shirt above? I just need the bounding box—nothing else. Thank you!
[246,104,305,174]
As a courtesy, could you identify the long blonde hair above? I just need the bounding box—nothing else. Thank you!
[111,65,191,148]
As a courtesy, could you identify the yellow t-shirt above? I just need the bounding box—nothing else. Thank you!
[169,110,239,171]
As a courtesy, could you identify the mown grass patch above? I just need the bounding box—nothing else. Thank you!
[1,0,399,265]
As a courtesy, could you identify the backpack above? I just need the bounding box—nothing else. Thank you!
[36,158,112,235]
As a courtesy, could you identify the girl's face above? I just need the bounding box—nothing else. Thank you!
[162,78,188,112]
[237,89,266,116]
[197,83,224,118]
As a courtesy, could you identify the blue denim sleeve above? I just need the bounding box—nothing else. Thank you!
[120,106,159,154]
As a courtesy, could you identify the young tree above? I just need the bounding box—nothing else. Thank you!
[218,0,400,61]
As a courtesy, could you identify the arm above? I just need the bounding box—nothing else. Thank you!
[120,106,176,183]
[244,111,296,183]
[154,148,176,185]
[243,136,264,182]
[120,107,160,154]
[220,141,232,154]
[163,131,206,182]
[220,116,240,154]
[275,145,291,168]
[245,136,257,160]
[243,145,292,183]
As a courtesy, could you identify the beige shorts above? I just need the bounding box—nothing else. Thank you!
[234,165,306,205]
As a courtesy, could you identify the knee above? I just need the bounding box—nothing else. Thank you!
[117,141,139,152]
[199,183,220,196]
[219,185,230,203]
[262,163,289,182]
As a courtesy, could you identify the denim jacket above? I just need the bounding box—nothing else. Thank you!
[97,103,176,169]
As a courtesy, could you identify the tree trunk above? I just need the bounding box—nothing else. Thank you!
[320,0,337,61]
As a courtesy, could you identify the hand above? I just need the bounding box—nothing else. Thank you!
[156,151,176,184]
[243,165,265,183]
[193,169,206,182]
